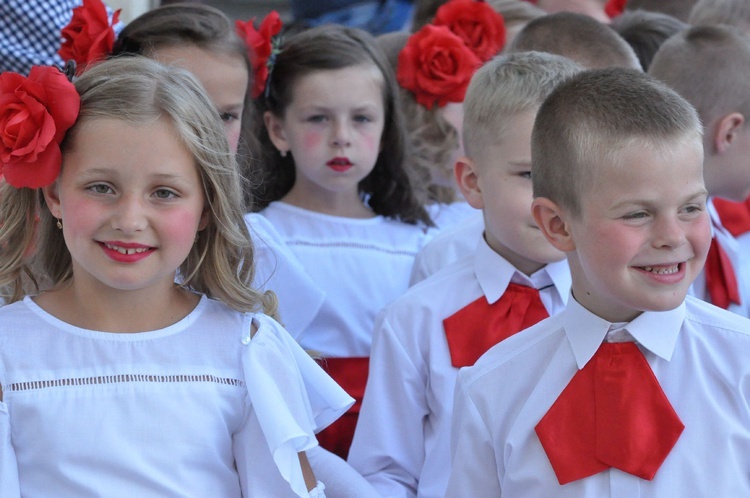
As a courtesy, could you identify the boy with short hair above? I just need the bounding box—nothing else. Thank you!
[507,11,641,69]
[446,67,750,497]
[649,25,750,317]
[347,51,581,498]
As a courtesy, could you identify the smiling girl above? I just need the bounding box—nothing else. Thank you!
[246,25,434,458]
[0,57,352,497]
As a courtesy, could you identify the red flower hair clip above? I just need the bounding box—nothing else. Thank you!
[58,0,121,75]
[235,11,283,99]
[397,24,482,109]
[605,0,627,19]
[0,66,80,189]
[433,0,506,62]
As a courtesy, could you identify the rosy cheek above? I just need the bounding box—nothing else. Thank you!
[361,133,380,154]
[303,131,324,150]
[162,209,206,249]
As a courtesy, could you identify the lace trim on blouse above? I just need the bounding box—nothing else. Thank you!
[6,374,245,392]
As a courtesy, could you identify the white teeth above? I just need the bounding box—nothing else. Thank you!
[642,265,679,275]
[104,243,149,255]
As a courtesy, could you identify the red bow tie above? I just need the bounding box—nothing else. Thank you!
[443,283,549,368]
[704,237,740,309]
[536,342,684,484]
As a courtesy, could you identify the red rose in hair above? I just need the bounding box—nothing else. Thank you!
[0,66,80,188]
[58,0,120,74]
[398,25,482,109]
[605,0,627,18]
[434,0,506,62]
[236,11,283,99]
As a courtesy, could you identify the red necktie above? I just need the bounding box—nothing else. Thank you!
[443,283,549,368]
[535,342,684,485]
[704,237,740,309]
[712,197,750,237]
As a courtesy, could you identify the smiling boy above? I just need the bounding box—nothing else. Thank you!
[445,68,750,497]
[348,51,581,498]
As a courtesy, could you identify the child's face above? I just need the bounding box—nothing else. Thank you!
[460,110,566,275]
[564,137,711,322]
[44,118,209,296]
[152,45,248,153]
[265,65,386,205]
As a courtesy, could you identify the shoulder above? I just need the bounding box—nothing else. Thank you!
[684,295,750,338]
[458,314,566,396]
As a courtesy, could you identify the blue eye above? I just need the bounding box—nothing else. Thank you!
[519,171,532,179]
[354,114,372,123]
[87,184,113,194]
[153,189,177,199]
[307,115,326,123]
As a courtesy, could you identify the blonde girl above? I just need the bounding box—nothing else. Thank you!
[0,56,351,497]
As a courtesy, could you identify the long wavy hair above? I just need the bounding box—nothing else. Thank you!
[0,57,277,318]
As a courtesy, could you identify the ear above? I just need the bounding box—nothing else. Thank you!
[42,181,62,219]
[531,197,576,252]
[197,205,210,231]
[454,156,484,209]
[263,111,289,155]
[713,112,745,155]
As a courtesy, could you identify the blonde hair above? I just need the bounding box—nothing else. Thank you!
[507,12,641,69]
[649,24,750,126]
[0,56,277,317]
[376,31,460,205]
[462,51,582,157]
[532,68,702,217]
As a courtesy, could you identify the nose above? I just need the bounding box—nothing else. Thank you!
[111,194,148,234]
[652,215,687,248]
[331,119,351,148]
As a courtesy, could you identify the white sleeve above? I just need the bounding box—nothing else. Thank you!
[445,371,502,497]
[306,446,380,498]
[348,311,426,498]
[0,401,21,497]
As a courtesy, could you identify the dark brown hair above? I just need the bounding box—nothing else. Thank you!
[250,24,432,226]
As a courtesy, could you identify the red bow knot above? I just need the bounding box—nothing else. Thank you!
[535,342,684,484]
[704,237,740,309]
[443,283,549,367]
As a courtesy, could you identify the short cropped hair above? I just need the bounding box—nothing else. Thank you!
[532,68,702,217]
[689,0,750,31]
[626,0,699,22]
[462,51,582,157]
[507,12,641,69]
[610,9,689,71]
[648,24,750,126]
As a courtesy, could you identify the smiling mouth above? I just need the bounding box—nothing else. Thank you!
[103,243,151,255]
[639,264,680,275]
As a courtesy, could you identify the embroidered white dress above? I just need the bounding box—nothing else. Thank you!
[0,295,353,498]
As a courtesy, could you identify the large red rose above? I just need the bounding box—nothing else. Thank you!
[605,0,627,18]
[236,11,283,99]
[58,0,120,74]
[397,25,482,109]
[0,66,80,188]
[434,0,506,62]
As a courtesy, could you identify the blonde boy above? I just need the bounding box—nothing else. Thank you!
[347,51,581,498]
[649,25,750,317]
[446,68,750,497]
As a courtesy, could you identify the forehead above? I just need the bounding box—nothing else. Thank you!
[151,44,249,107]
[583,135,704,203]
[291,64,385,103]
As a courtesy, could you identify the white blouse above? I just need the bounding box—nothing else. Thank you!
[0,295,353,497]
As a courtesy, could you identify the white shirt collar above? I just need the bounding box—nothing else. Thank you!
[474,234,571,305]
[563,293,685,369]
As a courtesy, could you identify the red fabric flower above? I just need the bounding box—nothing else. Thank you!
[398,25,482,109]
[433,0,506,62]
[236,11,283,99]
[58,0,120,75]
[0,66,80,188]
[605,0,627,19]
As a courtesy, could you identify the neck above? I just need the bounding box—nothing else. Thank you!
[35,279,199,333]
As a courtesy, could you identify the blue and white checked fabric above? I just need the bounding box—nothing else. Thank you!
[0,0,122,76]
